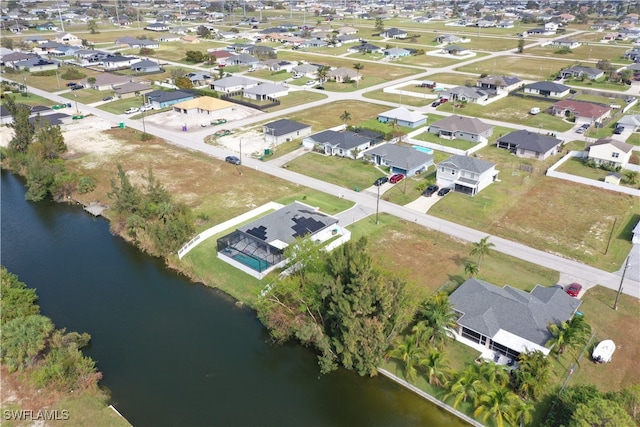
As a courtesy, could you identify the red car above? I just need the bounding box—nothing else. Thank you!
[565,283,582,297]
[389,173,404,184]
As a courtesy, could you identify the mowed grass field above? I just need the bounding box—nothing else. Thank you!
[456,55,582,80]
[525,43,631,64]
[428,145,640,271]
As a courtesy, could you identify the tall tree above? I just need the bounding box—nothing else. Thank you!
[87,19,98,33]
[1,314,54,372]
[419,348,449,387]
[374,17,384,33]
[470,236,494,270]
[473,386,521,427]
[386,334,425,382]
[32,119,67,159]
[353,62,364,87]
[517,38,525,53]
[444,365,484,409]
[570,397,635,427]
[515,350,551,400]
[108,163,143,215]
[464,261,478,277]
[546,315,591,359]
[417,292,457,349]
[339,110,351,125]
[0,267,39,325]
[317,65,330,84]
[6,95,35,153]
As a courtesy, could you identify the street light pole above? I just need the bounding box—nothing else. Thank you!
[376,183,380,225]
[613,256,630,310]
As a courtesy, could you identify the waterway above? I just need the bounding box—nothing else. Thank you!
[1,171,467,427]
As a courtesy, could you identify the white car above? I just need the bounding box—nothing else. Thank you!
[305,80,317,86]
[124,107,139,114]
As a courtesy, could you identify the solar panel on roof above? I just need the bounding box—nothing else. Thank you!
[246,225,267,240]
[291,217,325,238]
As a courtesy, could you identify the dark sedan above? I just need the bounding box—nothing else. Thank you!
[225,156,241,165]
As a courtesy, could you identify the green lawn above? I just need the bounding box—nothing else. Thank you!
[246,69,291,82]
[556,157,640,189]
[564,77,633,92]
[363,89,434,107]
[456,56,578,80]
[285,152,381,191]
[60,88,109,104]
[287,100,389,130]
[525,44,630,63]
[420,72,479,86]
[413,131,479,151]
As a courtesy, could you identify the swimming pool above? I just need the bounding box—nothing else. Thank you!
[232,252,270,272]
[413,146,434,154]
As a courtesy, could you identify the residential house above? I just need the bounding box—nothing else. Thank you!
[380,28,408,39]
[130,59,162,73]
[302,130,374,159]
[337,34,359,44]
[587,138,634,168]
[561,66,605,80]
[14,57,59,72]
[257,59,296,73]
[446,86,489,104]
[617,114,640,131]
[497,130,563,160]
[551,100,611,125]
[211,76,260,93]
[226,53,259,67]
[337,26,357,35]
[552,38,582,49]
[328,67,361,83]
[80,73,130,91]
[102,55,139,71]
[145,22,169,31]
[347,42,383,54]
[113,82,152,99]
[299,39,328,48]
[384,47,411,59]
[526,27,555,36]
[364,144,433,177]
[172,96,236,116]
[476,75,522,95]
[54,32,82,46]
[428,115,494,144]
[291,63,318,78]
[263,119,312,145]
[436,155,499,195]
[208,49,235,65]
[145,89,197,109]
[524,81,571,98]
[181,35,200,44]
[243,83,289,100]
[377,107,426,128]
[435,34,464,44]
[185,72,213,86]
[450,278,582,359]
[216,201,345,279]
[1,52,38,68]
[442,45,468,55]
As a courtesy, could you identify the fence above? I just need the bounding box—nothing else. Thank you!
[221,91,280,110]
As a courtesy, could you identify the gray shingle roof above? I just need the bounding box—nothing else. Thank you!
[238,201,338,245]
[429,114,493,134]
[450,278,582,348]
[498,130,562,154]
[439,155,495,174]
[263,119,310,136]
[525,81,570,92]
[365,144,433,170]
[308,130,372,150]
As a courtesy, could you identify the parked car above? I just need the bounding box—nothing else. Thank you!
[431,100,441,107]
[140,104,153,112]
[374,176,389,186]
[389,173,404,184]
[423,184,439,197]
[225,155,241,165]
[70,84,84,90]
[575,124,589,134]
[124,107,139,114]
[437,187,451,196]
[440,98,448,103]
[102,96,113,101]
[530,107,540,115]
[614,125,624,134]
[66,82,78,87]
[565,283,582,297]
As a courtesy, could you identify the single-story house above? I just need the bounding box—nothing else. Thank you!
[523,81,571,98]
[145,89,197,109]
[442,45,468,55]
[54,32,82,46]
[551,38,582,49]
[145,22,170,31]
[257,59,296,73]
[211,76,260,93]
[172,96,236,116]
[226,53,259,67]
[384,47,411,59]
[364,144,433,177]
[446,86,489,104]
[551,100,611,125]
[561,66,605,80]
[292,63,318,78]
[327,67,362,83]
[348,42,383,54]
[208,49,235,65]
[437,155,499,195]
[476,75,522,95]
[527,27,555,36]
[216,201,346,279]
[587,138,634,168]
[435,34,463,44]
[263,119,312,145]
[497,130,563,160]
[377,107,426,128]
[617,114,640,131]
[186,72,213,86]
[1,52,39,67]
[380,28,408,39]
[29,112,73,126]
[337,34,360,44]
[130,59,162,73]
[428,115,494,144]
[337,26,358,35]
[80,73,131,91]
[243,83,289,100]
[102,55,139,71]
[450,278,582,359]
[299,39,328,48]
[14,58,59,72]
[112,82,153,99]
[302,130,374,159]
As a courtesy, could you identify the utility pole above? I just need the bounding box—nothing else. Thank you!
[613,256,630,310]
[375,183,380,224]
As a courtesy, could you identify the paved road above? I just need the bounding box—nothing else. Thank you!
[12,42,640,298]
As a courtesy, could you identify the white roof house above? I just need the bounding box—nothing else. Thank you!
[377,107,426,128]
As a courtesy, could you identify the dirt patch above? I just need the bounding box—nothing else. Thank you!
[0,366,62,416]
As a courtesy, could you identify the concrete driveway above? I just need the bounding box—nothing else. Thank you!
[404,192,447,213]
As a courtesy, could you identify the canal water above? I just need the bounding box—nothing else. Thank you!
[1,171,467,427]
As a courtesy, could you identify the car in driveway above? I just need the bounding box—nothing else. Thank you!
[422,184,439,197]
[431,100,441,107]
[124,107,139,114]
[614,125,624,134]
[437,187,451,197]
[374,176,389,186]
[389,173,404,184]
[225,155,241,165]
[565,283,582,297]
[102,96,113,101]
[140,103,153,112]
[576,123,590,134]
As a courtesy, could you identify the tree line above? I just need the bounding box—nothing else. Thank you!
[1,267,103,392]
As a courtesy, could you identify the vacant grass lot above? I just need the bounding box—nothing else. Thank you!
[456,56,579,80]
[429,145,639,271]
[285,152,381,191]
[564,78,633,92]
[437,96,573,132]
[525,44,630,63]
[287,100,389,130]
[557,157,640,189]
[363,89,433,107]
[421,72,479,86]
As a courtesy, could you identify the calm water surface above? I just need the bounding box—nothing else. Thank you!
[1,171,468,427]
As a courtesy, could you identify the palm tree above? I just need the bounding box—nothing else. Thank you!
[411,321,433,348]
[444,365,484,409]
[473,386,521,427]
[418,293,457,349]
[353,62,363,87]
[386,335,425,383]
[470,236,495,270]
[508,399,534,427]
[624,170,638,185]
[464,261,478,277]
[476,361,509,388]
[339,110,352,125]
[420,348,449,387]
[546,315,591,359]
[317,65,330,84]
[515,350,551,400]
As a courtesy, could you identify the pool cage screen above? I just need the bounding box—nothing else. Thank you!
[217,230,284,272]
